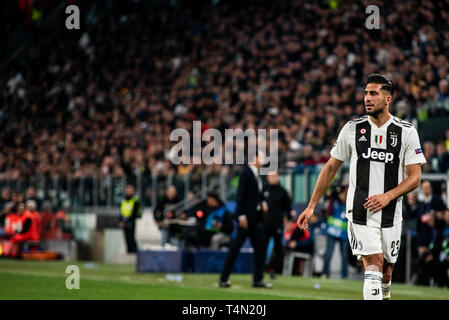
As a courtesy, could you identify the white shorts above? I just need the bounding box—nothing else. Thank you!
[347,221,402,264]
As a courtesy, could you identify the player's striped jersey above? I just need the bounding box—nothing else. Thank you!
[330,115,426,228]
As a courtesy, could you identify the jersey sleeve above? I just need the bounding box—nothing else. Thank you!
[330,122,351,162]
[404,127,427,166]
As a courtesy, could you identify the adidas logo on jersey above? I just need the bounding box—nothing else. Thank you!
[361,147,394,164]
[358,135,367,142]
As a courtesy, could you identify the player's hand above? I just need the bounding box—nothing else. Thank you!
[297,207,314,230]
[364,193,393,213]
[238,215,248,229]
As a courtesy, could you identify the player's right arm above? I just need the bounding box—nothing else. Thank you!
[296,157,343,230]
[297,122,351,230]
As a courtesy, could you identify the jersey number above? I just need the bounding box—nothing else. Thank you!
[391,240,400,257]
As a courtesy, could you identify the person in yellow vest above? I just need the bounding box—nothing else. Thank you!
[119,184,142,253]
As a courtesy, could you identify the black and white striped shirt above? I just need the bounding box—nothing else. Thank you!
[330,115,426,228]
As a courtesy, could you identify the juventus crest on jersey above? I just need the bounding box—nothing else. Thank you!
[331,115,426,228]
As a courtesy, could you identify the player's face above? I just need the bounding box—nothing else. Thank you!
[364,83,390,117]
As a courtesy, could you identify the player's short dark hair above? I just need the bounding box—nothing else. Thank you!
[366,74,395,96]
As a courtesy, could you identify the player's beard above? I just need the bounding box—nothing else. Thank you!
[365,103,385,118]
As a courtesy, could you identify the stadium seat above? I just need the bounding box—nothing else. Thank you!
[282,251,313,277]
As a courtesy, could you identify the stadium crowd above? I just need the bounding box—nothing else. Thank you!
[1,0,449,181]
[0,0,449,285]
[403,180,449,287]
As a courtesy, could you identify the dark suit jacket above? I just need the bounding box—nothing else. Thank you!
[263,183,292,229]
[234,165,263,226]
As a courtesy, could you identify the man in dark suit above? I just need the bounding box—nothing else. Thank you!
[219,151,272,288]
[263,170,293,278]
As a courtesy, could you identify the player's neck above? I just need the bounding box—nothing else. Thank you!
[368,112,391,128]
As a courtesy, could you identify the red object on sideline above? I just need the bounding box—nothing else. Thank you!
[39,211,55,239]
[4,213,21,235]
[30,210,42,240]
[0,240,19,257]
[54,210,71,240]
[10,210,40,242]
[284,222,310,242]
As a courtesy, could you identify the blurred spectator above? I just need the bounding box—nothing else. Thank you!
[186,191,234,248]
[25,187,41,211]
[0,201,22,258]
[1,0,449,180]
[39,200,54,240]
[54,203,72,240]
[10,202,40,243]
[422,142,437,173]
[404,191,425,235]
[435,228,449,287]
[0,202,20,257]
[0,188,12,211]
[208,211,234,249]
[154,185,181,246]
[418,180,447,230]
[154,185,180,224]
[1,202,19,237]
[119,184,141,253]
[11,192,25,207]
[416,180,449,286]
[435,141,449,173]
[0,194,73,244]
[25,200,41,240]
[394,191,425,282]
[203,192,234,249]
[416,211,448,287]
[0,193,75,257]
[322,184,349,279]
[262,171,293,278]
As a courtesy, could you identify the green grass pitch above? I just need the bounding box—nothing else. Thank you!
[0,259,447,300]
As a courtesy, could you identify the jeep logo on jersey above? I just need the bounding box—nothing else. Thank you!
[361,147,394,163]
